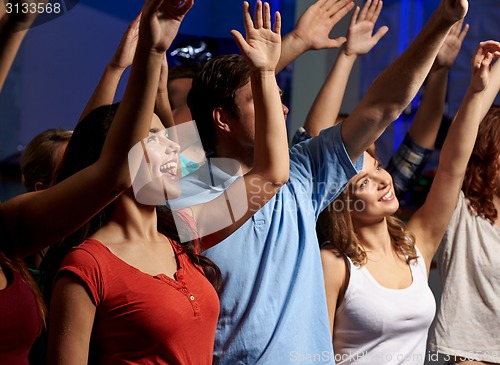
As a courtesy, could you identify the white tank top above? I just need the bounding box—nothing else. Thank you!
[333,247,436,364]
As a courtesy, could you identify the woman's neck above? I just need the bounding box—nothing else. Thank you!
[98,192,161,243]
[354,218,393,255]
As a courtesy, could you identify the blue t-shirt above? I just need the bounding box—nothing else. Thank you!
[203,124,363,365]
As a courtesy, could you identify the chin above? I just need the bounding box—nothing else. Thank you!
[133,176,181,205]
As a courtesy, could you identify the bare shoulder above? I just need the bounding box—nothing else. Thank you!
[320,245,348,282]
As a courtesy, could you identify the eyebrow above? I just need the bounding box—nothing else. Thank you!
[355,173,368,185]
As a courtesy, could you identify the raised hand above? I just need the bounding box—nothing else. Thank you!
[435,18,468,69]
[109,13,141,71]
[290,0,354,51]
[470,40,500,93]
[231,1,281,72]
[344,0,388,57]
[439,0,468,24]
[141,0,194,54]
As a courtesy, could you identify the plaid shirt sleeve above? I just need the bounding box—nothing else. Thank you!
[386,133,434,197]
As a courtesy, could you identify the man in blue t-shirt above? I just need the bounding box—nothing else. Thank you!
[184,1,468,364]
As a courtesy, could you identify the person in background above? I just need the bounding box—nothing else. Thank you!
[20,128,73,272]
[428,61,500,365]
[321,40,500,364]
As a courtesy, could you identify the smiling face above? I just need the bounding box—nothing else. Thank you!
[142,114,182,200]
[348,152,399,224]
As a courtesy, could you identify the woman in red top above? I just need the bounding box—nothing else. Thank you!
[46,1,289,364]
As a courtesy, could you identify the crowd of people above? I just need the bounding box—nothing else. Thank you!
[0,0,499,364]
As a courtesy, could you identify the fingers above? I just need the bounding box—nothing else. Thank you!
[458,23,469,42]
[231,29,249,56]
[449,18,463,36]
[245,1,279,33]
[327,36,347,49]
[358,0,371,20]
[273,11,282,35]
[350,6,360,27]
[326,0,354,19]
[357,0,382,23]
[370,0,384,23]
[473,41,500,69]
[242,1,253,33]
[178,0,194,13]
[373,25,389,42]
[316,0,329,11]
[254,1,263,29]
[263,2,271,30]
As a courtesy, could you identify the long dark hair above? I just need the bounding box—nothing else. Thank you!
[41,103,220,299]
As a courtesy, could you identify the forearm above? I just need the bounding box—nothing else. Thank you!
[409,66,449,149]
[78,64,125,122]
[99,42,164,186]
[276,31,309,73]
[439,87,484,176]
[304,49,357,136]
[343,9,458,161]
[155,92,175,128]
[251,70,289,183]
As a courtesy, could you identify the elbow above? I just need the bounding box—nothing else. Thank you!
[271,171,289,187]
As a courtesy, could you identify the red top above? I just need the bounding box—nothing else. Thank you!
[59,238,219,365]
[0,267,40,365]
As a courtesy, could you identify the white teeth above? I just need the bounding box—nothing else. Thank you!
[160,161,178,175]
[381,191,393,201]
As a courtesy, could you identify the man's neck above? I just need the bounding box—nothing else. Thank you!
[215,142,253,174]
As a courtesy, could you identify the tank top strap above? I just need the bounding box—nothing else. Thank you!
[336,252,359,313]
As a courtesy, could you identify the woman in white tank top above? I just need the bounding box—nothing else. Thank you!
[320,41,500,365]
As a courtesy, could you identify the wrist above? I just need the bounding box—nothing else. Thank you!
[286,30,311,53]
[107,61,127,73]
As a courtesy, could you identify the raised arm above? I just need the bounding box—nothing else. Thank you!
[0,0,43,90]
[78,13,141,122]
[341,0,469,162]
[276,0,354,73]
[195,1,289,249]
[408,19,469,149]
[154,54,175,128]
[0,0,194,257]
[386,19,468,195]
[408,40,500,270]
[303,0,388,137]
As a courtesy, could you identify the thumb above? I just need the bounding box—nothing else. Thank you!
[231,29,249,54]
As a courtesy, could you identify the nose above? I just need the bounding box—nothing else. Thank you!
[160,136,180,154]
[377,172,391,190]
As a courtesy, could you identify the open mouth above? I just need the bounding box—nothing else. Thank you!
[379,190,394,201]
[160,161,178,177]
